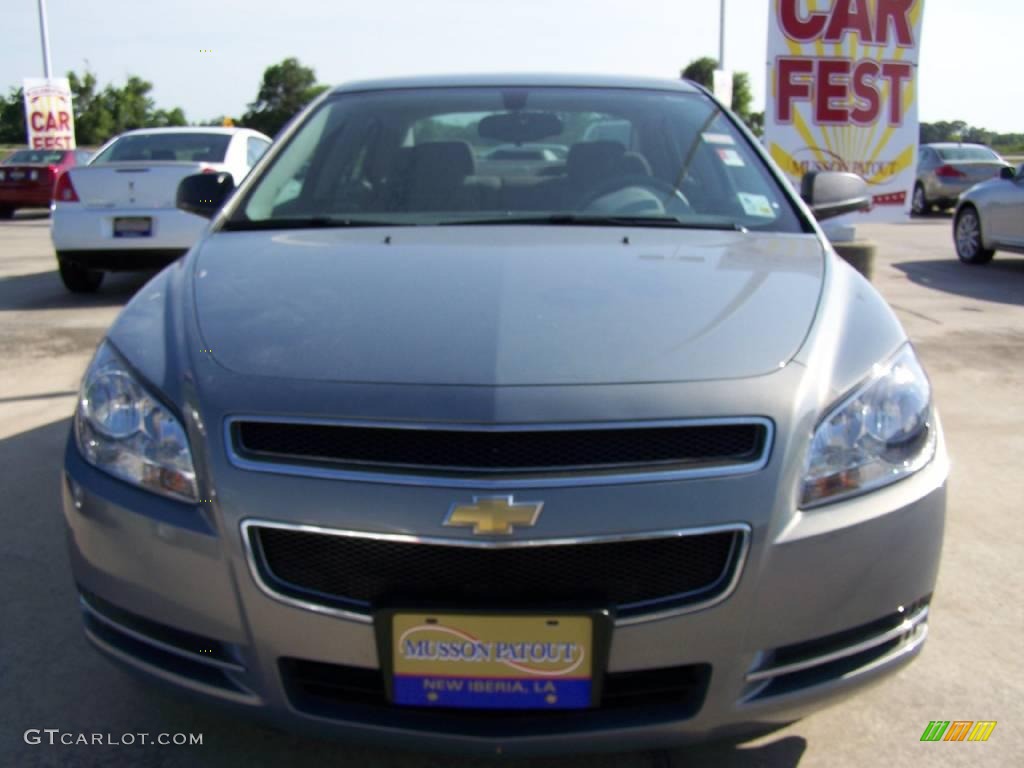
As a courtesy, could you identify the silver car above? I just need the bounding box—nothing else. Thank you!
[913,142,1008,215]
[63,75,947,756]
[954,164,1024,264]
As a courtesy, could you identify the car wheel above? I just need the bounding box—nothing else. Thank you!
[911,184,930,216]
[954,207,995,265]
[58,257,105,293]
[0,206,14,219]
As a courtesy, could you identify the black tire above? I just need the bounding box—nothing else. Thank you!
[0,206,14,219]
[954,206,995,265]
[58,257,105,293]
[911,184,931,216]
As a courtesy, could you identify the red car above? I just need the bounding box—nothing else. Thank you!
[0,148,92,218]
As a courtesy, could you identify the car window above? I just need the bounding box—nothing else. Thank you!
[247,137,270,167]
[75,150,93,164]
[936,146,1000,163]
[91,133,232,164]
[3,149,65,164]
[236,87,803,233]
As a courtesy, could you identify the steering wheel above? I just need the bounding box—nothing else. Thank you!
[578,175,691,215]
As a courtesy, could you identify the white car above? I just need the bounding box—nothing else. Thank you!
[50,127,271,292]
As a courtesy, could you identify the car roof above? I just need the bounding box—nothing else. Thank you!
[923,142,993,149]
[329,73,703,95]
[117,127,259,137]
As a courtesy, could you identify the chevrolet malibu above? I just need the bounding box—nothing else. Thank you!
[63,75,947,756]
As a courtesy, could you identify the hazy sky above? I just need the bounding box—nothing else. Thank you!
[3,0,1020,133]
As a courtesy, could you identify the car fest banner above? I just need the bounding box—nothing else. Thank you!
[23,77,76,150]
[764,0,924,222]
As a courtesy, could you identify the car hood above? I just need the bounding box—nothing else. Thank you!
[193,226,825,386]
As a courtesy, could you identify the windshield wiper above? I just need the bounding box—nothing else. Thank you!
[222,217,415,231]
[437,214,747,231]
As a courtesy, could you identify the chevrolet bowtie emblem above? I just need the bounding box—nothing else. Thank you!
[444,496,544,536]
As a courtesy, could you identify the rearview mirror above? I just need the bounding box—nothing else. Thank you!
[478,112,563,144]
[800,171,871,221]
[999,166,1016,181]
[177,172,235,218]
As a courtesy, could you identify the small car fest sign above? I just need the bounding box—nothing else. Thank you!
[764,0,924,222]
[23,77,77,150]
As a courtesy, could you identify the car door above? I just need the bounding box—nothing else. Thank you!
[987,166,1024,246]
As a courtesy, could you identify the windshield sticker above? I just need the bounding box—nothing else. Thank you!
[702,133,735,145]
[717,148,745,167]
[737,193,776,218]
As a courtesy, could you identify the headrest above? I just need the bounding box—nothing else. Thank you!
[567,141,627,180]
[618,151,652,177]
[409,141,476,179]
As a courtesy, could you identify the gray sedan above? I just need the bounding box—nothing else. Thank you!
[913,142,1008,215]
[62,75,947,756]
[954,163,1024,264]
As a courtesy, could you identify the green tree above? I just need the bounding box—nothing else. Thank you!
[681,57,758,133]
[241,58,328,137]
[69,70,113,145]
[730,72,754,123]
[103,75,155,134]
[681,57,717,89]
[0,87,26,144]
[149,107,187,128]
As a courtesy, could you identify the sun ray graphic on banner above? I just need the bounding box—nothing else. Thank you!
[765,0,925,222]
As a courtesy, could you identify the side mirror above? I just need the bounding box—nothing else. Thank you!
[800,170,871,221]
[177,172,235,218]
[999,166,1016,181]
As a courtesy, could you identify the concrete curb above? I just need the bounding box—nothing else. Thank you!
[833,241,877,281]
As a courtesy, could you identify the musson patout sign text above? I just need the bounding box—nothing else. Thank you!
[764,0,925,222]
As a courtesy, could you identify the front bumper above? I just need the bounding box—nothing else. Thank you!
[61,422,947,756]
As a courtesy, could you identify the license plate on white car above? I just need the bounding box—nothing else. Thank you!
[113,217,152,238]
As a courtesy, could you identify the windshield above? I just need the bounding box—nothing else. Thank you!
[231,87,802,232]
[936,146,1000,163]
[91,133,231,164]
[3,149,66,164]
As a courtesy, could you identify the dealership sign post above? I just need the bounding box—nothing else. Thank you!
[764,0,924,223]
[23,77,76,150]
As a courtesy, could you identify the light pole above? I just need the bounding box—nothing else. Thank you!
[718,0,726,69]
[37,0,53,79]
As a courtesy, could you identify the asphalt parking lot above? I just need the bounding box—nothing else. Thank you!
[1,211,1021,768]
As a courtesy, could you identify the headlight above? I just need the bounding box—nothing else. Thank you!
[74,342,198,502]
[0,170,5,181]
[801,344,935,508]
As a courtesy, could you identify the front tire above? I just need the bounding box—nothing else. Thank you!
[0,206,14,219]
[954,207,995,265]
[911,184,931,216]
[58,257,105,293]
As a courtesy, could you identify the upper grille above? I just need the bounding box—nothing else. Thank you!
[232,420,768,478]
[248,525,744,620]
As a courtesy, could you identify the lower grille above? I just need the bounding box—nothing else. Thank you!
[744,598,931,700]
[247,524,746,622]
[79,589,253,700]
[281,658,710,729]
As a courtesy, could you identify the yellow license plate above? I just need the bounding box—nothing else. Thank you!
[390,612,593,709]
